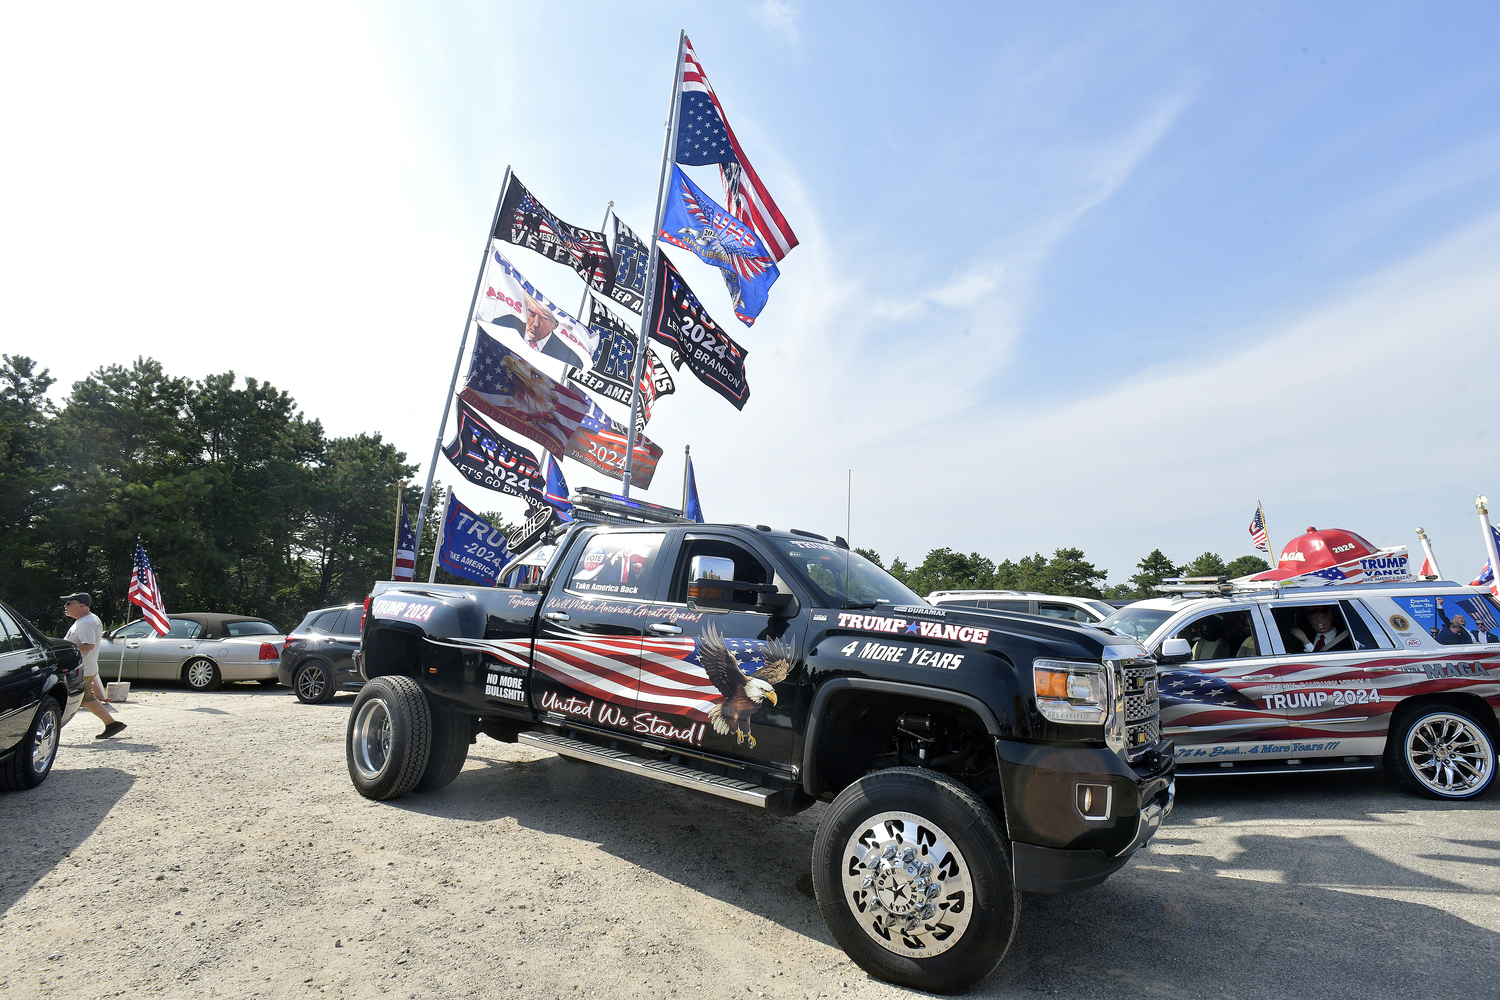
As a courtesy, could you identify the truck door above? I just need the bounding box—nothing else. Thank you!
[532,528,668,736]
[632,532,806,771]
[1155,607,1293,764]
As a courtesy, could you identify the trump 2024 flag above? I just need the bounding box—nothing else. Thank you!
[649,253,750,410]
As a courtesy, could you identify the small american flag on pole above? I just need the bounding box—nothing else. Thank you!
[393,500,417,582]
[129,540,171,635]
[1248,504,1269,552]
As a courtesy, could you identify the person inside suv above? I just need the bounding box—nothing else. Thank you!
[1287,606,1352,653]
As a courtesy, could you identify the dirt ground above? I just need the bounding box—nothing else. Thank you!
[3,685,1498,1000]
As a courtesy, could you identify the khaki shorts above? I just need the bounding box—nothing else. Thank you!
[82,681,99,703]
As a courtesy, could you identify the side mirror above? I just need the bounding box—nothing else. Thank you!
[1157,637,1191,664]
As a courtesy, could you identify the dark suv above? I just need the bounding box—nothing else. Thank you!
[279,604,364,704]
[0,599,83,791]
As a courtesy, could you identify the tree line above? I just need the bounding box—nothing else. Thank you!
[857,546,1270,600]
[0,355,461,634]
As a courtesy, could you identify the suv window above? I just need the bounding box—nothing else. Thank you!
[1038,602,1094,623]
[165,619,203,639]
[566,531,665,598]
[227,620,279,637]
[0,606,21,653]
[310,610,341,633]
[1391,593,1500,645]
[333,609,361,635]
[1270,604,1356,653]
[990,599,1030,612]
[1169,610,1261,660]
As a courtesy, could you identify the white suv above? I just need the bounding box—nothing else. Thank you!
[1099,580,1499,799]
[927,590,1116,625]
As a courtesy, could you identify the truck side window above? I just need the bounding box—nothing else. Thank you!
[669,537,771,604]
[565,532,665,598]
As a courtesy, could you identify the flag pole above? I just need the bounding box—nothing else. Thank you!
[391,481,405,579]
[574,203,614,322]
[622,29,687,499]
[1415,527,1442,580]
[1477,496,1500,599]
[428,486,452,583]
[415,167,512,548]
[682,443,690,512]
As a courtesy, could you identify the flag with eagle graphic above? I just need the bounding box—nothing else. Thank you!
[660,164,779,326]
[459,327,589,459]
[494,174,616,299]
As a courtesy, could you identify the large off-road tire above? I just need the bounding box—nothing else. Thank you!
[294,661,335,704]
[182,658,222,692]
[1385,704,1496,800]
[812,767,1019,994]
[414,704,470,792]
[346,676,431,801]
[0,697,62,792]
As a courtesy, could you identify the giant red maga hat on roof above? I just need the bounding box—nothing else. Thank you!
[1250,526,1380,582]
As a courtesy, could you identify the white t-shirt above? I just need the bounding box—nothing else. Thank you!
[65,612,103,676]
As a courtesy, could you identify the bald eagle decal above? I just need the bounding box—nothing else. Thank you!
[697,624,796,749]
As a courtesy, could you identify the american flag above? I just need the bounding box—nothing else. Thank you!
[490,633,774,723]
[1456,596,1500,633]
[128,540,171,635]
[675,36,798,262]
[460,328,589,459]
[1159,668,1269,732]
[1470,525,1500,592]
[393,499,416,581]
[1248,504,1269,552]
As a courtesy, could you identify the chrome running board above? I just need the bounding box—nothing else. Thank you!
[1176,759,1377,778]
[518,730,798,810]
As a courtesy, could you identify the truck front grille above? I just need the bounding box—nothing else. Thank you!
[1123,664,1161,758]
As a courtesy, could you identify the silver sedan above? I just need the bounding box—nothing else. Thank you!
[98,614,284,692]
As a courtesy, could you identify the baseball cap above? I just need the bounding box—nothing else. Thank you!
[60,592,92,606]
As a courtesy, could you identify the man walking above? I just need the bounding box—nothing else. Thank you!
[63,593,127,739]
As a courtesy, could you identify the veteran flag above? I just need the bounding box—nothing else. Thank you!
[565,400,663,488]
[443,398,557,508]
[475,246,599,369]
[660,165,779,326]
[495,174,615,296]
[649,253,750,410]
[607,215,650,314]
[459,328,589,459]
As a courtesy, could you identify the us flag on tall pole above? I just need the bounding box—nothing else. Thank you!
[393,498,417,582]
[129,539,171,635]
[1248,503,1270,553]
[675,36,799,261]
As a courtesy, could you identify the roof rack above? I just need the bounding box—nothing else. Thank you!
[569,487,695,527]
[1153,575,1233,596]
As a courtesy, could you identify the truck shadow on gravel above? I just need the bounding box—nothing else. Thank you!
[988,770,1500,1000]
[388,751,1500,999]
[0,766,135,921]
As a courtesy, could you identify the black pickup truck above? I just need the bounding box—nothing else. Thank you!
[348,492,1174,993]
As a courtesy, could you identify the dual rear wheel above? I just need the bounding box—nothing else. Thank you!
[346,676,469,800]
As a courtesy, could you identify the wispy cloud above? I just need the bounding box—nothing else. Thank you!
[751,1,800,44]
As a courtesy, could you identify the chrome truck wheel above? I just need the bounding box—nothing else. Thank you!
[1389,707,1496,800]
[346,676,431,801]
[812,767,1018,993]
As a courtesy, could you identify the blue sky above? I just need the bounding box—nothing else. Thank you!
[5,2,1500,586]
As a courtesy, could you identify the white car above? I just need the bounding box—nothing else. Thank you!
[1099,580,1500,799]
[927,590,1116,624]
[98,613,285,692]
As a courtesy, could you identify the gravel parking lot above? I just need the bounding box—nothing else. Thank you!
[3,685,1497,1000]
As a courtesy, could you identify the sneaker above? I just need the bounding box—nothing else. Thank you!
[96,721,127,740]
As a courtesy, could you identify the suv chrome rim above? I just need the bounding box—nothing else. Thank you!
[351,698,392,780]
[838,810,975,957]
[186,660,214,689]
[297,665,327,701]
[1405,713,1493,796]
[31,707,59,773]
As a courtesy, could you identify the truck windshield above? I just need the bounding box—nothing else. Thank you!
[1099,607,1176,643]
[768,538,925,609]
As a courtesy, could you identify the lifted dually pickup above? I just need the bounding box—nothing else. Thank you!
[348,490,1174,993]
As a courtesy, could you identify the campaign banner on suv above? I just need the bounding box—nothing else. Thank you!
[438,493,514,586]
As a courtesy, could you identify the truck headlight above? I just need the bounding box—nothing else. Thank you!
[1033,659,1113,725]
